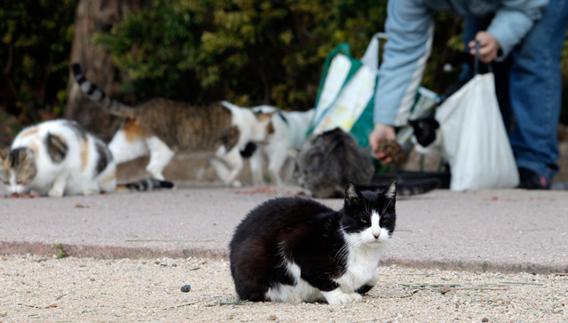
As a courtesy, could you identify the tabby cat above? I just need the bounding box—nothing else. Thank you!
[71,64,272,186]
[230,182,396,304]
[296,128,375,198]
[0,119,171,197]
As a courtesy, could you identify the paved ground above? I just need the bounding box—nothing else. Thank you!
[1,185,567,273]
[1,255,567,322]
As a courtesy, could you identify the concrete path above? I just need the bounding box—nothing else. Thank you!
[1,185,567,273]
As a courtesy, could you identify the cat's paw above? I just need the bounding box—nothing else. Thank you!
[146,166,165,181]
[349,292,363,302]
[82,188,99,196]
[323,289,362,305]
[231,180,243,188]
[48,188,64,198]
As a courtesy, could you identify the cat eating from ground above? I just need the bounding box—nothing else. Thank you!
[229,182,396,304]
[71,64,272,186]
[296,128,375,198]
[0,119,172,197]
[248,106,315,186]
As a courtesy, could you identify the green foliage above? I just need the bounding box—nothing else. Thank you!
[0,0,77,123]
[0,0,566,129]
[95,0,388,108]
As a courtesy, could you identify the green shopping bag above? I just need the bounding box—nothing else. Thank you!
[308,42,377,148]
[308,34,441,150]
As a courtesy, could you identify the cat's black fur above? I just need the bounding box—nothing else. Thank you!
[409,115,439,147]
[229,183,396,303]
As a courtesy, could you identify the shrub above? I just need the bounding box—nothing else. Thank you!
[0,0,77,123]
[95,0,389,108]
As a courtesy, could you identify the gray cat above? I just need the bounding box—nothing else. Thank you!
[296,128,374,198]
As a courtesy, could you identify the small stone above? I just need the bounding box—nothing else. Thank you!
[180,284,192,293]
[268,314,278,320]
[439,287,452,295]
[481,318,489,322]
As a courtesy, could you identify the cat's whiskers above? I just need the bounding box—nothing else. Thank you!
[333,243,349,263]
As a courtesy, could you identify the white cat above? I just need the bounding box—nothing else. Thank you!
[249,106,315,186]
[1,119,116,197]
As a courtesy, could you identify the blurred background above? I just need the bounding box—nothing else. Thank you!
[1,0,567,179]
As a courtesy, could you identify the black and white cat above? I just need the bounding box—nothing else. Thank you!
[229,182,396,304]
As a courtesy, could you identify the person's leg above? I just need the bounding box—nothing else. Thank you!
[508,0,568,188]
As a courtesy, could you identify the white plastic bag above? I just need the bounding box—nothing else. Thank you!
[435,73,519,191]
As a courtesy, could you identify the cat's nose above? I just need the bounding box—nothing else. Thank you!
[373,232,380,239]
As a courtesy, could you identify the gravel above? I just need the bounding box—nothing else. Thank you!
[0,255,567,322]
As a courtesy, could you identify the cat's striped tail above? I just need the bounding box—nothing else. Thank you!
[118,178,175,192]
[71,63,136,118]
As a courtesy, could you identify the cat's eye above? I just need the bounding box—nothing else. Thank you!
[359,218,369,224]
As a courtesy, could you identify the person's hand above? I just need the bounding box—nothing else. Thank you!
[468,31,500,63]
[369,123,396,164]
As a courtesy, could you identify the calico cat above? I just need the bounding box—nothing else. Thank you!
[230,182,396,304]
[296,128,375,198]
[71,64,272,186]
[249,106,315,186]
[0,119,171,197]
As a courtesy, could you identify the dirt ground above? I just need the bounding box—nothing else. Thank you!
[0,255,566,322]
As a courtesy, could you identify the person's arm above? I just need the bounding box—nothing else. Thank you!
[374,0,434,127]
[371,0,433,161]
[486,0,548,59]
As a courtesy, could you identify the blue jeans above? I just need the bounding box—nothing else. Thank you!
[508,0,568,180]
[464,0,568,180]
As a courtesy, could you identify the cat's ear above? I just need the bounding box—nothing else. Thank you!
[254,111,275,123]
[0,147,13,168]
[383,181,397,200]
[45,133,68,163]
[254,112,276,136]
[344,183,362,206]
[266,120,275,135]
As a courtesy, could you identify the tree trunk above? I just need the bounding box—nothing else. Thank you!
[65,0,143,141]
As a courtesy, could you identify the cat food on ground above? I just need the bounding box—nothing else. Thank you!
[7,192,39,199]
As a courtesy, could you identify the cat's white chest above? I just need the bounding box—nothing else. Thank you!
[334,247,381,292]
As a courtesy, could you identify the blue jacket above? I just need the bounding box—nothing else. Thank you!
[374,0,548,126]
